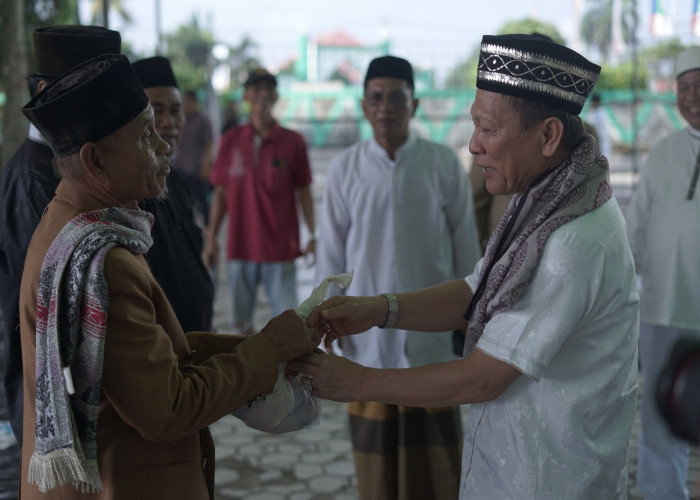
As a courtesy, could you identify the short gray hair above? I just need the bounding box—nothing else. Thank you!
[502,94,585,153]
[53,152,82,179]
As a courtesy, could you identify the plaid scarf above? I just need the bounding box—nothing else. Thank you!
[29,207,153,493]
[463,135,612,356]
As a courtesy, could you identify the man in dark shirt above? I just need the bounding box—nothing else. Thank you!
[133,56,214,333]
[175,90,215,224]
[0,26,121,446]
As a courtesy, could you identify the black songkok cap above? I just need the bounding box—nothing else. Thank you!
[363,55,414,90]
[33,25,121,78]
[133,56,179,88]
[22,54,149,157]
[244,68,277,88]
[476,34,601,115]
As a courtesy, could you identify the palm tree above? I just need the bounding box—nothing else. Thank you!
[0,0,29,168]
[227,36,262,88]
[89,0,132,28]
[581,0,636,62]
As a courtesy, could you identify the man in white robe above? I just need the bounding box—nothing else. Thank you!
[294,35,639,500]
[627,46,700,500]
[315,55,481,499]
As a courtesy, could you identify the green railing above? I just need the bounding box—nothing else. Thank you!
[265,88,685,149]
[0,88,681,151]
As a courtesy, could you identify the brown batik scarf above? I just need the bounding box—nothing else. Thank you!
[462,135,613,357]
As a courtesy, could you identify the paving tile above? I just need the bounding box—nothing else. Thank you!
[214,468,240,485]
[268,483,305,493]
[293,463,323,480]
[278,443,306,454]
[299,451,339,464]
[215,444,237,461]
[238,443,263,456]
[260,452,298,467]
[246,492,285,500]
[325,460,355,477]
[289,493,313,500]
[308,475,349,493]
[217,488,249,499]
[257,470,283,482]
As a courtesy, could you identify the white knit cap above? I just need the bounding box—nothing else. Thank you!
[676,46,700,78]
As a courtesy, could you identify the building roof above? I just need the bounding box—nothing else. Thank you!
[316,30,362,47]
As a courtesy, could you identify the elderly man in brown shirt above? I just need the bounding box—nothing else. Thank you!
[18,54,319,499]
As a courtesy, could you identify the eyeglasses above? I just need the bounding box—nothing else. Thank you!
[363,91,409,109]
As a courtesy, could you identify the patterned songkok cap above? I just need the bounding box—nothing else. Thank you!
[476,34,601,116]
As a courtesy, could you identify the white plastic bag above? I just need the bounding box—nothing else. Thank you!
[231,271,354,433]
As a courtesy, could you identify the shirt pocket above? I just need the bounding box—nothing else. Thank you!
[261,160,293,196]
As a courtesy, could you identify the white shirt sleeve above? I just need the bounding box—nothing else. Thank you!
[444,152,482,278]
[315,157,350,293]
[474,222,606,380]
[625,153,656,273]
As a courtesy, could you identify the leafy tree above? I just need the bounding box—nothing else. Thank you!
[26,0,79,26]
[163,17,263,97]
[445,18,565,89]
[597,62,648,89]
[164,15,215,91]
[498,19,566,45]
[638,38,686,91]
[1,0,82,167]
[640,38,686,62]
[225,35,262,90]
[445,59,473,88]
[580,0,636,62]
[88,0,132,27]
[8,0,80,82]
[0,0,29,167]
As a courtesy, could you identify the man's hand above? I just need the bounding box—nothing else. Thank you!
[201,235,219,271]
[302,239,316,266]
[259,310,322,362]
[287,352,367,402]
[308,295,386,350]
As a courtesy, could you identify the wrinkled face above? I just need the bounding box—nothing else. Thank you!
[468,90,547,195]
[144,86,184,155]
[98,105,171,207]
[362,77,416,146]
[677,69,700,130]
[244,81,277,117]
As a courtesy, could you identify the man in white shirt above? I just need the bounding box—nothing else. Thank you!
[315,55,482,499]
[294,35,639,500]
[627,46,700,500]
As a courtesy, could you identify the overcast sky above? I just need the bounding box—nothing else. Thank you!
[87,0,700,81]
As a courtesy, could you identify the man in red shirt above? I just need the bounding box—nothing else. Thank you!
[205,68,315,335]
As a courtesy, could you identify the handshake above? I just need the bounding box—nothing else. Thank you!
[258,271,354,362]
